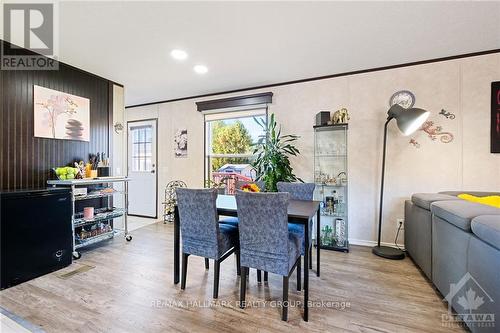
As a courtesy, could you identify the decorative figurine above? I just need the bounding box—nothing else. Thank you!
[325,196,335,215]
[337,172,347,185]
[420,120,454,143]
[332,107,349,124]
[334,218,346,247]
[74,161,86,179]
[321,225,334,246]
[409,138,421,148]
[439,109,456,119]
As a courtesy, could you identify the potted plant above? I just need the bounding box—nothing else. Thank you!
[252,113,302,192]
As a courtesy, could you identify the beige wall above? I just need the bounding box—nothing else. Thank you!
[112,84,126,177]
[125,53,500,245]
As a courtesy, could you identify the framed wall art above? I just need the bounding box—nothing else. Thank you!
[174,128,187,157]
[34,85,90,141]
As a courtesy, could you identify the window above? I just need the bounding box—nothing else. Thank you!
[204,109,267,193]
[130,125,153,172]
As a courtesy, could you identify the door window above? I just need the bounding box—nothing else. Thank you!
[130,125,153,172]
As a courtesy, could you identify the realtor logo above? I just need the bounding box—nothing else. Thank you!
[2,2,58,70]
[442,272,495,329]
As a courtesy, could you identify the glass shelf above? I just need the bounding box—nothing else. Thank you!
[315,183,347,187]
[75,191,118,201]
[320,242,350,252]
[74,208,125,227]
[316,154,347,158]
[321,213,347,218]
[75,230,115,249]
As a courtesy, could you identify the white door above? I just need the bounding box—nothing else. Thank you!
[127,120,157,218]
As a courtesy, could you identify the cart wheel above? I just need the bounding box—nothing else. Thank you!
[72,251,81,260]
[126,235,133,241]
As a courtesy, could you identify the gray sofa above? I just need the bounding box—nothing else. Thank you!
[405,191,500,333]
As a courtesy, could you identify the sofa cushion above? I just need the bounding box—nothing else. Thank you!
[411,193,458,210]
[471,215,500,250]
[431,200,500,232]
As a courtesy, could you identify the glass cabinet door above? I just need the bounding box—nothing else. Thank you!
[314,124,349,252]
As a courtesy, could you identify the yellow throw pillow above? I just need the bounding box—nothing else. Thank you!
[457,194,500,208]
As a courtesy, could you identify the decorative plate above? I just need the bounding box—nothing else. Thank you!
[389,90,415,109]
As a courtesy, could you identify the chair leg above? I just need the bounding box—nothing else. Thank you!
[282,276,289,321]
[257,270,262,283]
[181,253,189,290]
[240,267,247,309]
[205,258,209,270]
[297,256,301,291]
[309,247,312,269]
[236,250,241,276]
[264,271,268,282]
[213,259,220,299]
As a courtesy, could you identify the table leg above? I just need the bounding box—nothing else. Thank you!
[304,218,309,321]
[174,205,180,284]
[316,209,320,277]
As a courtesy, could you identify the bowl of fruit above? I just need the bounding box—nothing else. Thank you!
[53,166,80,180]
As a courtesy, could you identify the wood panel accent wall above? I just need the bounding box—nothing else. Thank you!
[0,40,116,190]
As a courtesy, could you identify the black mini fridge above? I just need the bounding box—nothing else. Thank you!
[1,188,73,289]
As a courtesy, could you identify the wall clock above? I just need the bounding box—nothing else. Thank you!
[389,90,415,109]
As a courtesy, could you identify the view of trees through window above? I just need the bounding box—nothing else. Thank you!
[210,120,252,171]
[205,113,266,192]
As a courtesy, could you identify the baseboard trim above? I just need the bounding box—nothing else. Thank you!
[349,238,405,250]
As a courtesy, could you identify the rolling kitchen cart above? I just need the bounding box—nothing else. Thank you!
[47,177,131,259]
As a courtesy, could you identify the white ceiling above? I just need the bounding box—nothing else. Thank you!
[6,1,500,106]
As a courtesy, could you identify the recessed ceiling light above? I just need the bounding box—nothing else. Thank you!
[193,64,208,74]
[170,49,188,60]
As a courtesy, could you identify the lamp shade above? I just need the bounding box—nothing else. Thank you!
[387,104,430,136]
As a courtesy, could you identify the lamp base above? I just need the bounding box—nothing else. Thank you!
[372,246,405,260]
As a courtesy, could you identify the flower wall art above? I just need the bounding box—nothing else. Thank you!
[34,85,90,141]
[174,128,187,157]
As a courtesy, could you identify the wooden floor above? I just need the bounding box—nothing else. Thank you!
[0,223,466,333]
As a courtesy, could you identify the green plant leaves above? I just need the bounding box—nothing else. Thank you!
[251,113,302,192]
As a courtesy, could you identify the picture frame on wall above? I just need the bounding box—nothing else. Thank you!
[33,85,90,141]
[174,128,187,158]
[492,82,500,153]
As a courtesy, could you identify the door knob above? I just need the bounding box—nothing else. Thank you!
[151,170,156,174]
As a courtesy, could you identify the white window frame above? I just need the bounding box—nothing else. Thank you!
[203,106,268,185]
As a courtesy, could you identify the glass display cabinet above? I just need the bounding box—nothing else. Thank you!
[313,124,349,252]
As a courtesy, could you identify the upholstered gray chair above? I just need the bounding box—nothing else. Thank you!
[235,190,302,321]
[277,182,316,290]
[220,180,267,229]
[176,188,240,299]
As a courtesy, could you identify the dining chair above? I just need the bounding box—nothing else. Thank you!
[220,180,266,229]
[235,190,302,321]
[220,180,267,281]
[276,182,316,291]
[176,188,240,299]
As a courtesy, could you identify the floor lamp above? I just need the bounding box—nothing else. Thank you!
[372,104,430,260]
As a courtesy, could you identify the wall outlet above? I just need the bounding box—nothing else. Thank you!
[397,218,404,230]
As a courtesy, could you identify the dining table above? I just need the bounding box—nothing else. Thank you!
[173,194,321,321]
